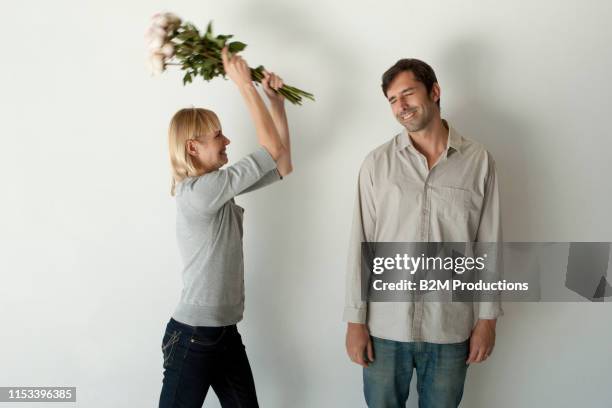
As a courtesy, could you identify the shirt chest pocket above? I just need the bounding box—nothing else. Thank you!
[430,185,471,221]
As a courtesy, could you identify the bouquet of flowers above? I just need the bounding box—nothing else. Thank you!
[145,12,314,105]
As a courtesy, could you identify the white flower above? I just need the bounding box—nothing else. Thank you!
[151,13,169,29]
[147,52,165,76]
[166,22,180,33]
[145,13,182,78]
[160,43,175,58]
[147,36,164,52]
[145,25,166,38]
[151,12,181,31]
[165,13,181,25]
[145,25,166,42]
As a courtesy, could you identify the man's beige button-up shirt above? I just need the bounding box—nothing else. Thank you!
[343,120,503,343]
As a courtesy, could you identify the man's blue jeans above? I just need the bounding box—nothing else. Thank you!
[363,336,469,408]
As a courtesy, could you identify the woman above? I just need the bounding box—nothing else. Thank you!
[159,47,292,407]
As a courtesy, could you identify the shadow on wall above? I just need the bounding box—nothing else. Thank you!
[437,37,537,408]
[233,0,364,158]
[438,36,537,240]
[227,1,364,407]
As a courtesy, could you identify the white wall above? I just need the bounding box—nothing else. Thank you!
[1,0,611,407]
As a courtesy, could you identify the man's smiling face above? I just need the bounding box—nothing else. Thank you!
[386,70,440,132]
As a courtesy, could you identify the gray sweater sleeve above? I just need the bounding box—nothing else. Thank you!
[239,169,282,195]
[181,146,277,213]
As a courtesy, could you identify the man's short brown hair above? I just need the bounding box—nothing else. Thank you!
[381,59,440,108]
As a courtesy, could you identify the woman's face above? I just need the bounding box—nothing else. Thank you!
[188,129,231,172]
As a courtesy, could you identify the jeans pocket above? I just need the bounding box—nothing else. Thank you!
[161,330,181,369]
[190,326,226,347]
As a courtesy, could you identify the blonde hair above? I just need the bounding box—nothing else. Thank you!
[168,107,221,196]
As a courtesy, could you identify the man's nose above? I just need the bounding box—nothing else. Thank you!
[401,99,413,110]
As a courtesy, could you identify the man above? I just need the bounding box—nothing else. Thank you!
[344,59,503,407]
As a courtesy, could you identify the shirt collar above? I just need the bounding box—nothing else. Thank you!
[395,119,463,155]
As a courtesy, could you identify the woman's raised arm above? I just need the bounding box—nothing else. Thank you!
[221,46,286,161]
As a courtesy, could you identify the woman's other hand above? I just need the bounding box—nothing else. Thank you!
[262,70,285,106]
[221,46,252,88]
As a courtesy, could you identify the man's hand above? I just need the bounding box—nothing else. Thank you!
[346,322,374,368]
[466,319,496,364]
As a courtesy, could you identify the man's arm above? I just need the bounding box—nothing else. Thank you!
[344,158,376,367]
[469,152,503,363]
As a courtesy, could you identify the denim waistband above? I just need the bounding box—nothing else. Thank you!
[167,317,237,336]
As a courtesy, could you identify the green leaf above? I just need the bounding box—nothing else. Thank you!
[228,41,247,53]
[209,35,225,49]
[183,72,192,85]
[184,23,199,35]
[176,31,195,41]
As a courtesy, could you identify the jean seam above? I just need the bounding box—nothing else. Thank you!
[162,329,188,407]
[162,330,181,368]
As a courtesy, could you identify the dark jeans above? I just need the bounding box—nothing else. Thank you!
[364,337,469,408]
[159,318,259,408]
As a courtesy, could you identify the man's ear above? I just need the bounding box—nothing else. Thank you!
[431,82,441,104]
